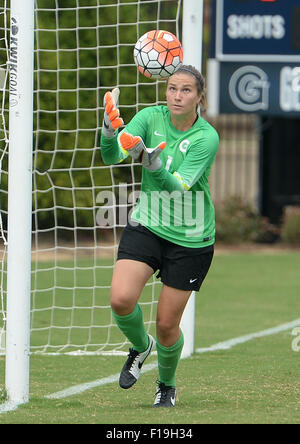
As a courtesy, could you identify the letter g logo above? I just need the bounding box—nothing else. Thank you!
[179,139,190,153]
[229,65,270,112]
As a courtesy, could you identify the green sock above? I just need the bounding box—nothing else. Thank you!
[156,332,184,387]
[112,304,149,353]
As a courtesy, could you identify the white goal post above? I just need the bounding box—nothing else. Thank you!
[0,0,204,407]
[4,0,34,407]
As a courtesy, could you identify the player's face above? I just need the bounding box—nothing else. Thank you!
[166,73,201,117]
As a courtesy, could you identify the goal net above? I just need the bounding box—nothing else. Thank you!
[0,0,183,355]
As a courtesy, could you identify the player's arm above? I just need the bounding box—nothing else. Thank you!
[147,129,219,193]
[117,126,218,192]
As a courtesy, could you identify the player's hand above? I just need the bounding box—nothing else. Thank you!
[142,143,166,171]
[102,88,124,137]
[119,131,166,169]
[119,132,146,160]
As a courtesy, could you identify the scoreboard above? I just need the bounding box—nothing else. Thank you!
[208,0,300,115]
[213,0,300,61]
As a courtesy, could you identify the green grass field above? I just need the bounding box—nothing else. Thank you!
[1,249,300,424]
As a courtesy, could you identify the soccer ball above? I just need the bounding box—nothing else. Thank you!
[133,30,183,79]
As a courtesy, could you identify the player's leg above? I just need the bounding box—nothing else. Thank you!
[110,258,153,349]
[110,221,160,352]
[153,245,214,407]
[153,285,190,407]
[111,259,156,389]
[110,258,153,316]
[156,284,191,347]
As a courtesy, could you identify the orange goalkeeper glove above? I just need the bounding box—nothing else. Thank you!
[119,131,166,170]
[102,88,124,137]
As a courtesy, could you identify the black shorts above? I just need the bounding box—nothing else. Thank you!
[117,223,214,291]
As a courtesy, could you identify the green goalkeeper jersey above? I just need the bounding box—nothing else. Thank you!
[100,105,219,248]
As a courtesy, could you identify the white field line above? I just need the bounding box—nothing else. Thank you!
[45,361,158,400]
[196,318,300,353]
[45,318,300,401]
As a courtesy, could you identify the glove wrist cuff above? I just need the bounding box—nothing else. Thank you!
[144,158,162,171]
[102,120,117,138]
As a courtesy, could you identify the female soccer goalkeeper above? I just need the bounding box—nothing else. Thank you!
[100,65,219,408]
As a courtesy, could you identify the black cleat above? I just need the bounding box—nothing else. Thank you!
[153,381,177,408]
[119,334,155,389]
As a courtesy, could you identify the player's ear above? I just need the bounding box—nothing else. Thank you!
[195,95,201,112]
[199,91,207,112]
[198,92,203,105]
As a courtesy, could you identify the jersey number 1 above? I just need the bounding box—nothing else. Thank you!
[165,155,173,171]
